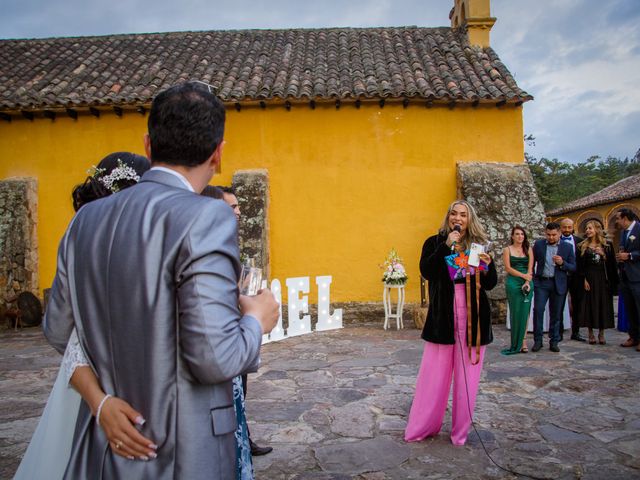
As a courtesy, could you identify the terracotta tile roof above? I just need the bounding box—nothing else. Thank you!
[547,174,640,216]
[0,27,532,111]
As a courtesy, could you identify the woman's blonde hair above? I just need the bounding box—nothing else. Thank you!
[438,199,488,250]
[578,220,606,255]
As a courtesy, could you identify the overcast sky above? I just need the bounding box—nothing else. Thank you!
[1,0,638,164]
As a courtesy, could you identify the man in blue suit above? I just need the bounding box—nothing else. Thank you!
[532,222,577,352]
[615,208,640,351]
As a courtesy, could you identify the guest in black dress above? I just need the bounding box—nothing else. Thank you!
[576,220,619,345]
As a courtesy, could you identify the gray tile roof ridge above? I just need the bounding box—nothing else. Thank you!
[0,25,533,111]
[0,25,454,42]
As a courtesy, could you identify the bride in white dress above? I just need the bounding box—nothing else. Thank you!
[14,153,156,479]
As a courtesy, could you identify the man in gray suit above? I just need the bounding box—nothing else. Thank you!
[44,81,279,479]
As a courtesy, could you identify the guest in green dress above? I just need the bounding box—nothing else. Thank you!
[502,226,534,355]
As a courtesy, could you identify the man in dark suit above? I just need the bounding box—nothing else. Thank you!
[560,218,586,342]
[615,208,640,351]
[217,184,273,456]
[532,222,577,353]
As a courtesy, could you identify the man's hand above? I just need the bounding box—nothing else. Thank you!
[616,252,630,262]
[552,255,564,265]
[239,289,279,334]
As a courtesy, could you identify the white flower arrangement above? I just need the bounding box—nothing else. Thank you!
[87,159,140,193]
[629,235,636,243]
[380,248,408,285]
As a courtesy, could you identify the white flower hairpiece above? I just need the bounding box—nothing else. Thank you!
[88,159,140,193]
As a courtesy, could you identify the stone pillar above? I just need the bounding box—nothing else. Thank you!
[457,162,546,323]
[232,169,270,278]
[0,177,39,306]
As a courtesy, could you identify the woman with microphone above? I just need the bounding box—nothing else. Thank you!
[405,200,497,446]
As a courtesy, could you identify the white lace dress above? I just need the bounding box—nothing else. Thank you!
[13,329,87,480]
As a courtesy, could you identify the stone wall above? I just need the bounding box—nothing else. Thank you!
[232,170,270,278]
[0,178,39,306]
[457,162,546,323]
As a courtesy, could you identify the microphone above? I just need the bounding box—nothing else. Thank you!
[451,225,461,252]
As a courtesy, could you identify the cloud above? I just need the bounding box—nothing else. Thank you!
[493,0,640,162]
[0,0,454,38]
[525,99,640,162]
[606,0,640,26]
[1,0,638,166]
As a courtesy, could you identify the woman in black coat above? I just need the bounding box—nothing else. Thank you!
[405,200,497,446]
[576,220,619,345]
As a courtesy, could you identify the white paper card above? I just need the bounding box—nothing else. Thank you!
[468,243,485,267]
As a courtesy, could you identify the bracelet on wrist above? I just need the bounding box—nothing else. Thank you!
[96,393,112,426]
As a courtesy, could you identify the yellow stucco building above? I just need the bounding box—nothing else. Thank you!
[0,0,531,308]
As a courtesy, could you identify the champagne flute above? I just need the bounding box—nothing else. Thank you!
[239,259,263,296]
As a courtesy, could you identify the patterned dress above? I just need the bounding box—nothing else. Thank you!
[233,375,254,480]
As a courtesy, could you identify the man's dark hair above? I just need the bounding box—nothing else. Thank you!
[215,185,236,195]
[201,185,224,199]
[618,208,638,222]
[545,222,561,231]
[148,82,225,167]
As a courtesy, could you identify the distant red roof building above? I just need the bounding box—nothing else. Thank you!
[547,174,640,241]
[547,174,640,216]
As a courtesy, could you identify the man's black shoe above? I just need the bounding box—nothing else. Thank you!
[570,333,586,342]
[550,344,560,352]
[531,342,543,352]
[250,440,273,456]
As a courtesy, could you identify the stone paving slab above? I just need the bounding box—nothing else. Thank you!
[1,324,640,479]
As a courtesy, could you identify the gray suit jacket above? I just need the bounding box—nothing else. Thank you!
[43,169,262,479]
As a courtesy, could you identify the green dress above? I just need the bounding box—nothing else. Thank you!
[501,255,533,355]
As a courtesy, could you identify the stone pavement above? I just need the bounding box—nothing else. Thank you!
[1,324,639,479]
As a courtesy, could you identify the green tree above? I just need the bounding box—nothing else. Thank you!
[524,136,640,210]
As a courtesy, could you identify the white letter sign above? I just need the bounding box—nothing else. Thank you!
[286,277,311,337]
[315,275,342,331]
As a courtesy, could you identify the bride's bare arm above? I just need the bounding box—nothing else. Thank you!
[70,366,158,460]
[62,331,157,460]
[70,366,157,460]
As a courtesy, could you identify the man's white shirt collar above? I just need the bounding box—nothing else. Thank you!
[150,166,195,192]
[627,220,637,232]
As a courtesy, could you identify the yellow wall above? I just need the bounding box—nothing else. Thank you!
[0,101,524,303]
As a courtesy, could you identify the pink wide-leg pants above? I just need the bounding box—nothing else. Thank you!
[404,283,486,446]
